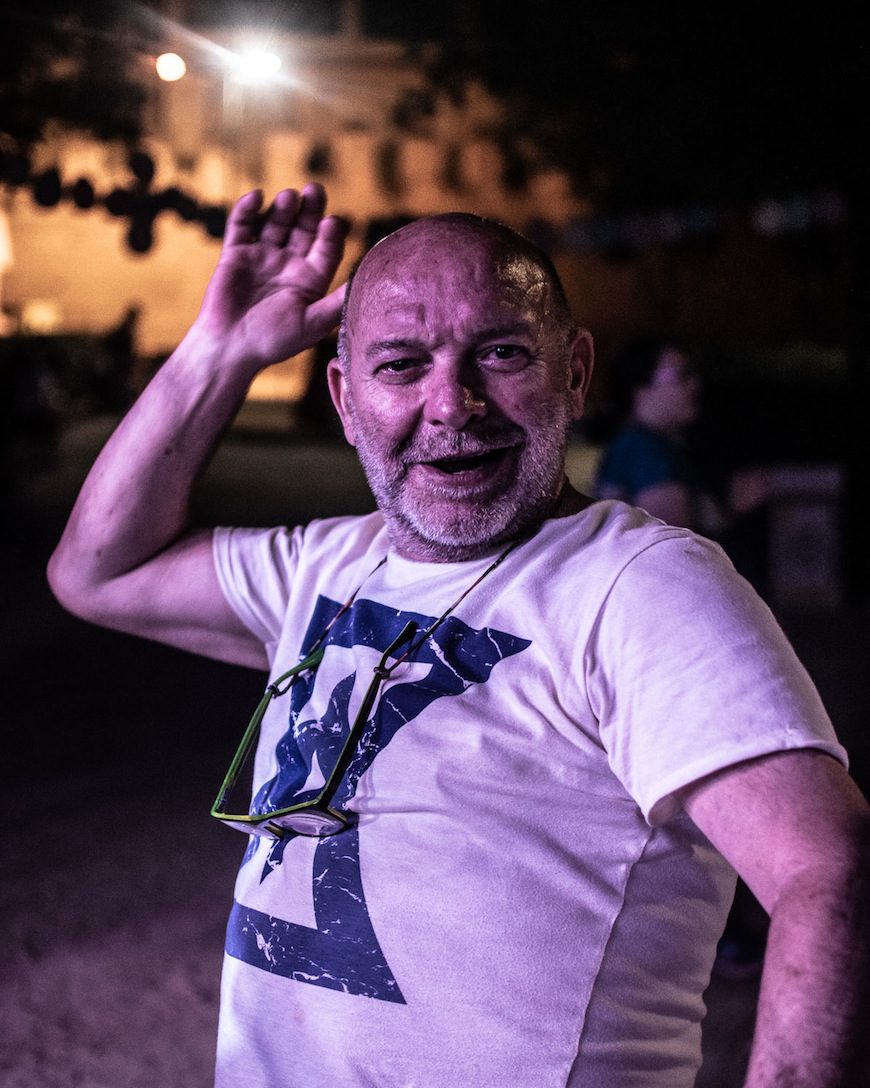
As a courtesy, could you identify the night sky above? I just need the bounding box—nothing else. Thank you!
[177,2,866,212]
[1,2,864,212]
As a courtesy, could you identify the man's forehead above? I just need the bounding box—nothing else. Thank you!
[358,300,537,347]
[348,278,544,351]
[348,227,549,322]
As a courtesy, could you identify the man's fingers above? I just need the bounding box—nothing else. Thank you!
[223,189,264,247]
[305,214,349,287]
[259,188,300,247]
[286,182,329,258]
[224,185,338,266]
[304,283,348,343]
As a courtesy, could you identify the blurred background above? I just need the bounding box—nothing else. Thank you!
[1,3,868,1086]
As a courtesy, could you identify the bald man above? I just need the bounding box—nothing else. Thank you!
[49,185,868,1088]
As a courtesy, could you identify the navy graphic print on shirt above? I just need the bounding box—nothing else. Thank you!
[225,594,530,1002]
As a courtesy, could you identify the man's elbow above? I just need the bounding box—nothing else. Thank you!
[46,544,106,623]
[774,807,870,919]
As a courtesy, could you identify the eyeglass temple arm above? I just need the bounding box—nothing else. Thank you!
[361,620,418,717]
[318,620,419,798]
[211,646,326,815]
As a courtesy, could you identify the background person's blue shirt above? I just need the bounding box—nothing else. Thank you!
[595,423,693,502]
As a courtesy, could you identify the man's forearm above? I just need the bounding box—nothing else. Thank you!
[743,865,870,1087]
[48,326,257,606]
[48,183,344,660]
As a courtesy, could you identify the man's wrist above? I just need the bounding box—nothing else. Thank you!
[174,320,264,388]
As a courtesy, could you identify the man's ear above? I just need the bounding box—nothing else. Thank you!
[567,329,595,420]
[326,356,356,446]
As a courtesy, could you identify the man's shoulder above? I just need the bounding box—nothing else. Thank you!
[215,511,386,579]
[532,499,732,594]
[275,510,388,578]
[550,498,698,554]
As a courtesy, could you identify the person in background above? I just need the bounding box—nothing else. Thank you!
[592,332,771,596]
[594,334,703,526]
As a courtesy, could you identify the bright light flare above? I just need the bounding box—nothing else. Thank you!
[155,52,187,81]
[227,49,282,85]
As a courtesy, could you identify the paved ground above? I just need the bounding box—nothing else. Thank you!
[2,413,868,1087]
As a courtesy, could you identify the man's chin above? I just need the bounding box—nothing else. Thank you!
[363,450,568,560]
[390,494,530,562]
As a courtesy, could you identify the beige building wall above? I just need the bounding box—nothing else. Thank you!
[8,18,836,411]
[2,21,596,404]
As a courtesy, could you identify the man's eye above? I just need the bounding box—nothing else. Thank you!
[480,345,528,369]
[375,358,422,381]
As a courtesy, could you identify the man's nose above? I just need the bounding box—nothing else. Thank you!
[422,363,487,429]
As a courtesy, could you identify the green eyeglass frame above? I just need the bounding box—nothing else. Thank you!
[211,621,417,839]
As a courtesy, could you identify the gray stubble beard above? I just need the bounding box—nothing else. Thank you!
[347,394,572,562]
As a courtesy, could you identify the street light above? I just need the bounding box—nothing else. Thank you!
[155,52,187,82]
[226,49,282,85]
[219,46,284,199]
[150,27,286,200]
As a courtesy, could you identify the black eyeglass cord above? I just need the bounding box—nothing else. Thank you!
[289,535,522,682]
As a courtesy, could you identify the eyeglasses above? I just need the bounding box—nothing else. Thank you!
[210,620,418,839]
[211,536,521,841]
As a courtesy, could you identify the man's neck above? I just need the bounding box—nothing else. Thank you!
[551,480,595,519]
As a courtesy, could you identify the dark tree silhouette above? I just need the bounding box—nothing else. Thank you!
[0,3,146,152]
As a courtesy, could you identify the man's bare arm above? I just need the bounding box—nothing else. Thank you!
[684,749,870,1087]
[47,183,347,669]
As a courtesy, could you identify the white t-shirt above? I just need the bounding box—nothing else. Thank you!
[211,500,846,1088]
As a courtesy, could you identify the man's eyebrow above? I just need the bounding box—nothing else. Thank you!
[363,322,532,352]
[362,323,535,359]
[364,338,422,359]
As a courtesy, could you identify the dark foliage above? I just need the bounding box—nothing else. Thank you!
[401,3,865,212]
[0,2,147,149]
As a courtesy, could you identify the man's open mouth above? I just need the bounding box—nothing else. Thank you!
[426,449,507,474]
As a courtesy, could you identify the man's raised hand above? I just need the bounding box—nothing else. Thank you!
[195,182,348,373]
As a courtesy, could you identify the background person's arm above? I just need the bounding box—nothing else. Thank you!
[47,183,347,670]
[684,749,870,1087]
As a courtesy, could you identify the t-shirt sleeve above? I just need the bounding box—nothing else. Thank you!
[212,525,302,655]
[587,534,848,825]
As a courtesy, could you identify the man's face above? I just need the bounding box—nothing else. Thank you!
[328,221,592,562]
